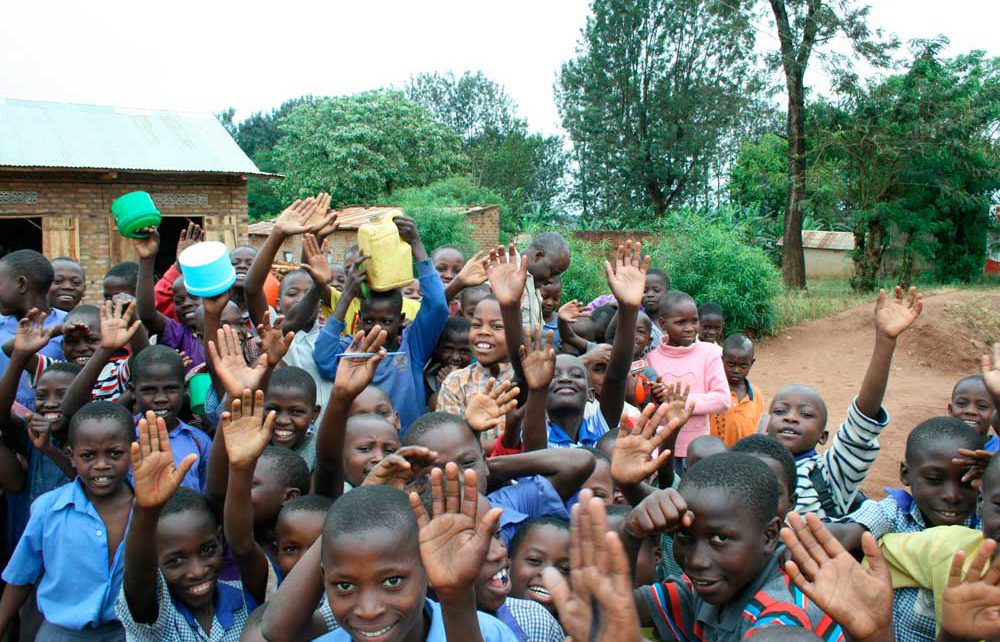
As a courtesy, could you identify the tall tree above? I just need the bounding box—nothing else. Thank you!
[557,0,763,224]
[405,71,520,142]
[766,0,894,288]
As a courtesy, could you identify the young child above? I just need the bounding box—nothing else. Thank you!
[625,453,844,639]
[539,275,562,348]
[710,333,765,447]
[117,412,254,641]
[342,413,401,488]
[261,366,320,469]
[460,284,491,321]
[431,245,488,318]
[508,518,570,616]
[0,401,134,642]
[696,302,725,344]
[102,261,138,302]
[313,467,516,642]
[730,434,797,520]
[313,216,448,431]
[273,494,332,579]
[48,256,86,312]
[947,373,998,448]
[644,290,730,471]
[765,286,921,518]
[402,279,422,301]
[424,317,472,411]
[520,233,571,329]
[131,345,211,492]
[642,268,669,348]
[579,447,614,505]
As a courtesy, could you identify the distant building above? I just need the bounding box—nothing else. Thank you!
[0,98,274,300]
[779,230,855,279]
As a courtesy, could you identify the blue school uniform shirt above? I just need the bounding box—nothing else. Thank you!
[546,412,610,449]
[312,259,449,432]
[5,428,72,557]
[134,417,211,493]
[487,475,570,546]
[0,308,67,410]
[3,479,131,630]
[985,434,999,452]
[310,598,517,642]
[116,573,255,642]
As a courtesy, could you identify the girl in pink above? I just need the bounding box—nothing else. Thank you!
[644,291,731,473]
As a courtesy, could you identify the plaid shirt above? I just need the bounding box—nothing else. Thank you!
[437,361,515,416]
[502,597,564,642]
[841,491,979,642]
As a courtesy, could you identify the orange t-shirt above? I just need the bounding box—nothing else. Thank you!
[710,379,765,448]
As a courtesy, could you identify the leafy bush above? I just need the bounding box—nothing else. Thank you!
[560,236,613,307]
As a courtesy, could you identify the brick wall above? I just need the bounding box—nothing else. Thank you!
[466,205,500,251]
[0,171,249,304]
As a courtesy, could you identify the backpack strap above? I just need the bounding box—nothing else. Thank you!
[808,464,841,518]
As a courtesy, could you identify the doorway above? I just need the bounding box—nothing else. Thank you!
[0,217,42,257]
[155,216,204,278]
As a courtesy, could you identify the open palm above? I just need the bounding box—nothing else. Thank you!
[100,299,140,350]
[208,326,269,399]
[605,240,650,307]
[873,286,922,339]
[942,540,1000,641]
[611,403,677,485]
[221,389,274,469]
[485,244,527,307]
[333,326,388,398]
[14,309,56,355]
[520,328,555,391]
[466,379,519,433]
[301,233,333,285]
[981,343,1000,399]
[132,411,196,509]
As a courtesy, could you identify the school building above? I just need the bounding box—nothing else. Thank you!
[0,98,273,302]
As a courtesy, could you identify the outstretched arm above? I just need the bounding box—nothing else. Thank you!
[857,286,922,418]
[519,327,555,452]
[488,447,596,501]
[556,300,591,355]
[485,244,529,382]
[602,241,649,427]
[134,229,167,337]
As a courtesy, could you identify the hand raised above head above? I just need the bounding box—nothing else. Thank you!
[221,389,275,470]
[132,411,197,509]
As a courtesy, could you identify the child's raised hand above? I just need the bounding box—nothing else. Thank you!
[300,233,333,286]
[660,381,694,426]
[465,378,520,433]
[132,410,197,509]
[176,222,203,261]
[393,215,424,249]
[557,299,591,323]
[453,249,490,288]
[100,299,141,351]
[605,240,650,309]
[519,326,556,391]
[13,308,57,356]
[409,463,503,594]
[274,196,333,237]
[781,512,893,642]
[132,228,161,260]
[256,315,294,367]
[201,291,230,317]
[941,539,1000,641]
[874,285,923,339]
[484,243,528,307]
[221,389,275,470]
[362,445,438,492]
[981,343,1000,399]
[623,487,692,538]
[332,325,388,399]
[341,256,369,298]
[611,403,681,485]
[208,325,270,399]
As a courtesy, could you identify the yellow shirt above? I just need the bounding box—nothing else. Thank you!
[876,525,986,632]
[320,287,422,336]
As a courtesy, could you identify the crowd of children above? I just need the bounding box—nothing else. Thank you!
[0,192,998,642]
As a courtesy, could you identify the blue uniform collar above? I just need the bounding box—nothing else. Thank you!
[174,581,254,633]
[548,417,602,447]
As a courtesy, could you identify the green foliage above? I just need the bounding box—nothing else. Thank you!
[559,236,614,309]
[404,71,520,142]
[273,90,467,206]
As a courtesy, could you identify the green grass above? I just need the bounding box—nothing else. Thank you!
[774,279,872,332]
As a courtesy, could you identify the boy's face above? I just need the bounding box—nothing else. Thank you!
[581,344,611,396]
[699,314,724,345]
[157,508,223,611]
[527,249,569,285]
[949,379,995,437]
[461,289,489,321]
[766,387,828,455]
[172,279,201,331]
[330,264,347,292]
[416,422,489,494]
[360,298,402,348]
[979,471,1000,542]
[219,303,246,342]
[61,318,101,365]
[633,316,652,359]
[470,299,507,367]
[547,354,590,414]
[659,300,698,347]
[323,529,427,642]
[539,276,562,318]
[643,275,667,317]
[252,457,298,525]
[432,248,465,286]
[278,272,313,316]
[230,247,256,288]
[48,261,86,312]
[134,363,185,430]
[264,386,318,449]
[582,459,614,505]
[103,276,133,302]
[350,387,400,431]
[344,416,400,487]
[68,418,131,498]
[0,263,25,316]
[722,346,756,388]
[673,487,779,606]
[434,331,472,369]
[401,280,421,301]
[34,369,75,436]
[509,524,570,613]
[474,494,511,613]
[275,510,326,579]
[901,437,978,527]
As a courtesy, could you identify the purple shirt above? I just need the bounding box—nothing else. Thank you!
[158,317,204,373]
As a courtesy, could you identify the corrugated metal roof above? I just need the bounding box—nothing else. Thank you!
[0,98,275,176]
[778,230,855,251]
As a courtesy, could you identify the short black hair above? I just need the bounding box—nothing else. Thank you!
[905,417,984,461]
[105,262,139,289]
[132,345,185,383]
[361,287,403,317]
[52,256,85,277]
[595,427,619,451]
[723,333,754,354]
[952,375,989,398]
[65,304,100,327]
[645,268,671,290]
[279,493,333,520]
[161,486,218,526]
[679,452,779,528]
[268,366,317,406]
[697,302,724,320]
[41,361,83,378]
[460,284,491,307]
[604,310,652,344]
[431,245,466,260]
[280,268,312,293]
[441,316,471,341]
[590,304,617,343]
[731,435,797,496]
[260,446,311,494]
[526,232,570,258]
[582,446,610,465]
[68,401,134,445]
[323,485,416,543]
[509,517,570,559]
[401,412,472,448]
[1,250,53,293]
[657,291,696,321]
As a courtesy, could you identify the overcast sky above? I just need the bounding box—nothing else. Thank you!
[2,0,997,136]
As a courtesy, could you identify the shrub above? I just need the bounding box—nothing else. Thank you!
[560,235,613,306]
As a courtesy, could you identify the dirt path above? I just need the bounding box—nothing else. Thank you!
[752,288,1000,497]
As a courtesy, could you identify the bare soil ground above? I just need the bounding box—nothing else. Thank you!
[753,288,1000,497]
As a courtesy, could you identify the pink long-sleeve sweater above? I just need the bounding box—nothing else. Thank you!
[644,340,732,458]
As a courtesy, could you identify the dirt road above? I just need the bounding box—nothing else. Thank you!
[752,288,1000,497]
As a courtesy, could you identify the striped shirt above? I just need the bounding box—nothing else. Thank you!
[34,352,130,402]
[792,397,888,519]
